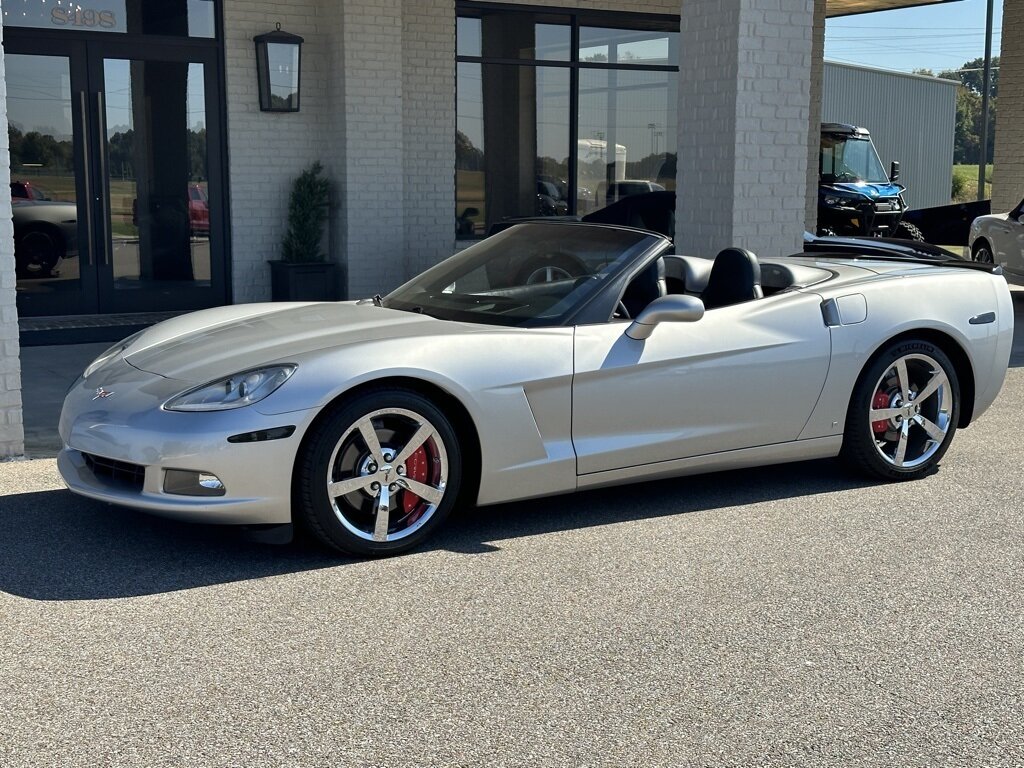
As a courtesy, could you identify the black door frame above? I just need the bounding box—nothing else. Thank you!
[5,25,230,317]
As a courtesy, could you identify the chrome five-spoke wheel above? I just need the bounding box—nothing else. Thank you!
[842,340,960,480]
[867,353,952,469]
[298,390,462,556]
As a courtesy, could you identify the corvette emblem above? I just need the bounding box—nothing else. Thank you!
[92,387,114,400]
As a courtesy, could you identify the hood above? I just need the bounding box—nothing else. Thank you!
[124,301,453,382]
[821,181,902,200]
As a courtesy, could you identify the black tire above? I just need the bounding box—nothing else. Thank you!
[894,221,925,242]
[840,339,959,481]
[15,227,64,278]
[295,388,462,557]
[972,239,994,264]
[515,253,585,285]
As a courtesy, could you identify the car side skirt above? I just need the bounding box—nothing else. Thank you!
[573,436,843,493]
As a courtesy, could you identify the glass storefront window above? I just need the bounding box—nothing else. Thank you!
[460,9,571,61]
[578,69,676,214]
[456,17,481,58]
[456,62,485,236]
[2,0,215,37]
[579,26,678,66]
[7,53,83,291]
[457,63,570,236]
[456,5,679,237]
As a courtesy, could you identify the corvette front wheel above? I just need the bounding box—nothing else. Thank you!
[296,389,462,556]
[841,340,959,480]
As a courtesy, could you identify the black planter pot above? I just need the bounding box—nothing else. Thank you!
[269,261,340,301]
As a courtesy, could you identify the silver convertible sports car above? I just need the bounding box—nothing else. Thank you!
[59,223,1014,556]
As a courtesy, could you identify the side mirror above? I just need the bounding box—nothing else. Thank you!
[889,161,900,184]
[625,294,705,340]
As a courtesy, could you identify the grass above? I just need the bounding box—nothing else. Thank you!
[952,164,994,202]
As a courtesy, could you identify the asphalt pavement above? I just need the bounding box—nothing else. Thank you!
[1,291,1022,766]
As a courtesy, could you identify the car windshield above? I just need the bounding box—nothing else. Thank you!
[821,135,889,184]
[382,223,663,327]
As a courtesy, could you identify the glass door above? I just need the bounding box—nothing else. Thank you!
[92,46,224,313]
[6,43,94,316]
[5,35,227,317]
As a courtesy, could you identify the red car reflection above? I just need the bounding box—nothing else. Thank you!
[131,183,209,236]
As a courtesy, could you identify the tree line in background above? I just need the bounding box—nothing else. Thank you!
[8,125,208,182]
[916,57,999,166]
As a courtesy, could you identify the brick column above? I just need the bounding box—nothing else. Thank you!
[401,0,456,278]
[677,0,815,259]
[329,0,406,299]
[0,19,26,458]
[805,0,826,233]
[993,1,1023,213]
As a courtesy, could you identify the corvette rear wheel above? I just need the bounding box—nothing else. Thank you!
[296,389,462,556]
[841,340,959,480]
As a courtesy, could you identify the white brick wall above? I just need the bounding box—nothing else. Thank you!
[677,0,814,259]
[0,17,25,459]
[993,1,1022,214]
[223,0,330,304]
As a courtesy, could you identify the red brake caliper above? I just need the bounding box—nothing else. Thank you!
[872,390,892,434]
[401,446,430,521]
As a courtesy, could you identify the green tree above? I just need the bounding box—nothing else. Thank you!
[929,57,999,165]
[940,56,999,98]
[456,130,484,171]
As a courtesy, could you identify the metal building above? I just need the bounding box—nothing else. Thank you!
[823,61,958,210]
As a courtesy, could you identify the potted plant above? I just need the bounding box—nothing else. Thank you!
[269,161,339,301]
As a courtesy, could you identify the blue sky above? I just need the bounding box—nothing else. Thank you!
[825,0,1003,75]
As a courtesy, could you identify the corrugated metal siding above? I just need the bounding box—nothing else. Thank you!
[822,62,958,209]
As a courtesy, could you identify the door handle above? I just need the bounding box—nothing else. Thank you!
[77,91,94,267]
[95,91,112,267]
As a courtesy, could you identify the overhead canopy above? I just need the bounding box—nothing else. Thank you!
[827,0,963,17]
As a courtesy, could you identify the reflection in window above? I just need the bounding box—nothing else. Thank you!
[104,59,210,287]
[456,17,481,57]
[578,69,676,214]
[456,63,570,235]
[579,26,678,66]
[456,63,485,236]
[6,53,82,286]
[456,8,678,236]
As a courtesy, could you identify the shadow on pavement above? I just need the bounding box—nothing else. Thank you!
[434,458,873,556]
[0,458,871,601]
[0,491,341,601]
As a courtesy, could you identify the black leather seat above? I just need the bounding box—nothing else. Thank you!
[700,248,762,310]
[621,257,667,317]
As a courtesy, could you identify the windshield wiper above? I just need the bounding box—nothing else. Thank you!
[372,294,383,307]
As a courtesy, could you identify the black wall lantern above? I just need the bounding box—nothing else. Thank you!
[254,24,304,112]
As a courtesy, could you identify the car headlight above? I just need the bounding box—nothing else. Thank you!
[84,331,144,378]
[823,196,847,207]
[164,365,297,412]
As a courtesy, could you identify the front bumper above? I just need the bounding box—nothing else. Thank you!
[820,199,903,236]
[58,358,318,526]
